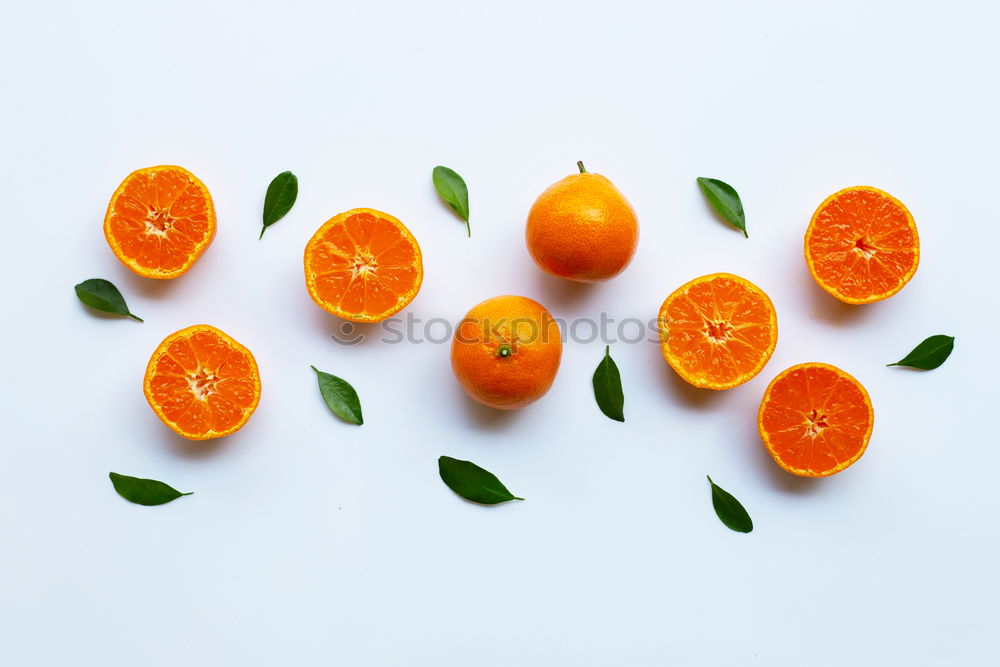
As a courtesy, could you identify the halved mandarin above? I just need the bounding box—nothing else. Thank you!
[104,165,216,279]
[805,186,919,304]
[658,273,777,390]
[758,363,874,477]
[304,208,423,323]
[143,325,261,440]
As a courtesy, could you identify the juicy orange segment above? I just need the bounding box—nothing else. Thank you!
[104,165,216,279]
[805,186,919,304]
[758,363,874,477]
[143,325,261,440]
[658,273,777,390]
[304,208,423,322]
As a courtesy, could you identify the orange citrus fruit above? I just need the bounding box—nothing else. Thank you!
[103,165,216,279]
[451,295,562,410]
[143,325,261,441]
[525,162,638,282]
[304,208,423,323]
[805,186,919,304]
[758,362,874,477]
[658,273,777,390]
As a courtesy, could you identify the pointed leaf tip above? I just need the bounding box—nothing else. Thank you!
[697,177,747,237]
[707,475,753,533]
[438,456,522,504]
[592,346,625,422]
[312,365,364,425]
[261,171,298,237]
[432,166,471,234]
[109,472,191,506]
[888,335,955,370]
[75,278,142,321]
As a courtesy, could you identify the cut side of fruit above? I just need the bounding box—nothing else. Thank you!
[658,273,777,389]
[104,165,216,279]
[304,208,423,323]
[758,362,873,477]
[144,325,261,440]
[805,186,919,304]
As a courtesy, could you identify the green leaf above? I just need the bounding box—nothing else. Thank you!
[260,171,298,238]
[109,472,192,506]
[75,278,142,321]
[888,335,955,370]
[707,475,753,533]
[438,456,523,505]
[592,345,625,422]
[311,365,363,425]
[696,177,747,237]
[432,165,470,236]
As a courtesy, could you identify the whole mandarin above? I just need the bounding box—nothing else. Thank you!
[451,295,562,410]
[525,162,638,282]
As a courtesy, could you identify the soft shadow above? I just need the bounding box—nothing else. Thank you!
[663,369,726,410]
[114,267,183,300]
[455,386,524,433]
[310,307,385,349]
[804,272,881,327]
[696,182,746,235]
[649,339,725,411]
[76,302,144,322]
[746,425,823,495]
[154,420,237,460]
[527,268,599,310]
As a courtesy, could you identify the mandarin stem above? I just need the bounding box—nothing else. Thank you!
[577,160,587,173]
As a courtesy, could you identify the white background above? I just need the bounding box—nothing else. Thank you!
[2,1,998,664]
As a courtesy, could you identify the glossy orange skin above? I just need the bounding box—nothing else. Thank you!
[526,170,638,282]
[143,325,261,440]
[805,186,919,304]
[451,295,563,409]
[758,362,874,477]
[104,165,216,279]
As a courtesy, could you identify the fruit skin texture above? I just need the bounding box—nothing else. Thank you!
[526,169,638,282]
[805,185,919,304]
[103,165,216,279]
[658,273,777,390]
[143,324,262,441]
[304,208,423,323]
[758,362,874,478]
[451,295,562,410]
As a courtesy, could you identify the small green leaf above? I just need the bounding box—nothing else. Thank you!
[432,165,470,236]
[311,365,363,425]
[438,456,523,505]
[707,475,753,533]
[888,335,955,370]
[592,345,625,422]
[75,278,142,321]
[109,472,192,506]
[697,177,747,237]
[261,171,298,238]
